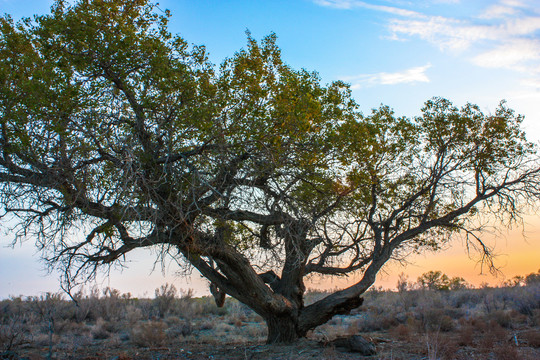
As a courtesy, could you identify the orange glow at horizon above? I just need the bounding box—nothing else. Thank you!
[1,215,537,299]
[306,214,540,291]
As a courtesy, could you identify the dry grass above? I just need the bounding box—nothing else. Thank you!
[0,280,538,359]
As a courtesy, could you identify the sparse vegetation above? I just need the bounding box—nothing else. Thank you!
[2,0,540,344]
[1,269,539,359]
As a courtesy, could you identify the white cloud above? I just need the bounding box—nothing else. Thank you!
[377,64,432,84]
[315,0,540,85]
[472,39,540,71]
[314,0,354,9]
[500,0,526,7]
[480,5,517,19]
[504,17,540,36]
[389,17,497,51]
[346,64,432,88]
[314,0,423,17]
[387,0,540,75]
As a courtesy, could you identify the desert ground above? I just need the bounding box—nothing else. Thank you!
[2,272,540,360]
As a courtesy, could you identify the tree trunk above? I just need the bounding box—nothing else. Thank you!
[265,314,302,344]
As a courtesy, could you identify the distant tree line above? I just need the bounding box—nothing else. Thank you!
[395,268,540,292]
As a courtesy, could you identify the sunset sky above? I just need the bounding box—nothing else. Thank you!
[1,0,539,298]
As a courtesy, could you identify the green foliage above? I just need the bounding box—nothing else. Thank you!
[2,0,536,263]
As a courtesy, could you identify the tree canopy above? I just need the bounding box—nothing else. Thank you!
[417,270,469,291]
[1,0,540,343]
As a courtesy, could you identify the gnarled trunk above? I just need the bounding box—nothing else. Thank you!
[265,314,302,344]
[263,294,365,344]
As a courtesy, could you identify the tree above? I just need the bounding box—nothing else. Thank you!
[396,272,411,293]
[448,276,469,290]
[417,271,451,290]
[1,0,540,344]
[417,271,470,291]
[525,269,540,285]
[503,275,525,287]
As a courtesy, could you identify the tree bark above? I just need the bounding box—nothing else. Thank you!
[298,295,364,334]
[265,314,302,344]
[209,282,226,307]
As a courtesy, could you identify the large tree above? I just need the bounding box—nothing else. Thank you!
[1,0,539,343]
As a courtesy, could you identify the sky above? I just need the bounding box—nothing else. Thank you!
[1,0,539,298]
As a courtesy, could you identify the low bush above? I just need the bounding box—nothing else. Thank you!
[1,278,539,358]
[522,330,540,348]
[130,321,167,347]
[91,318,110,340]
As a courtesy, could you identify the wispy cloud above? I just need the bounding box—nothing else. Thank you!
[314,0,540,92]
[388,12,540,52]
[389,17,495,51]
[345,64,432,88]
[386,0,540,76]
[500,0,527,7]
[472,39,540,71]
[479,4,518,19]
[314,0,423,17]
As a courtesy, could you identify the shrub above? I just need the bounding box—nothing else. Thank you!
[130,321,167,347]
[493,344,520,360]
[100,287,124,321]
[154,283,178,318]
[424,331,458,360]
[486,322,508,343]
[0,316,30,352]
[488,310,513,328]
[532,309,540,326]
[91,318,110,340]
[457,324,474,347]
[351,313,387,332]
[125,305,143,325]
[391,323,411,340]
[470,318,488,332]
[68,289,92,323]
[165,321,192,339]
[522,330,540,348]
[421,309,454,332]
[244,323,266,340]
[448,288,481,309]
[510,284,540,317]
[199,321,214,331]
[482,291,505,314]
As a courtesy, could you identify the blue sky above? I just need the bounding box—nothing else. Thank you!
[1,0,539,297]
[159,0,540,129]
[3,0,539,125]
